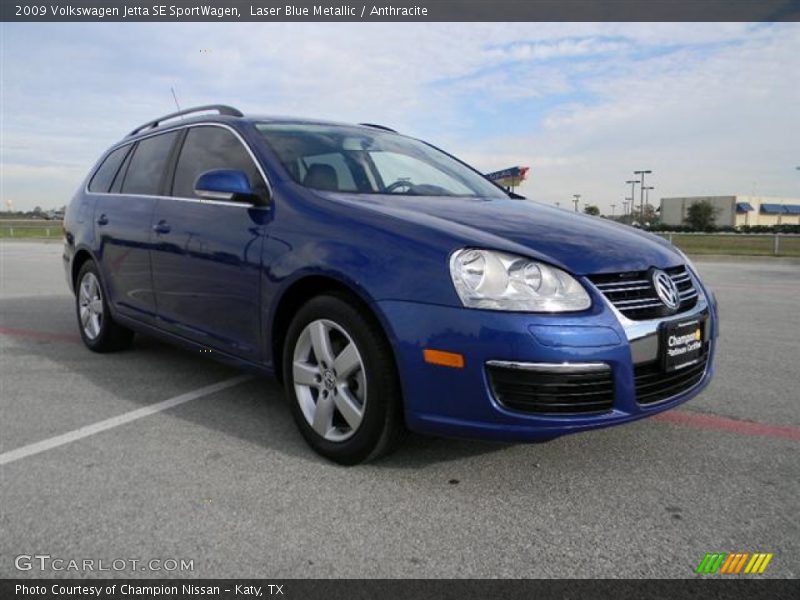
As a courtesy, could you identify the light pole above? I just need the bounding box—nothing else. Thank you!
[643,186,654,208]
[573,194,581,212]
[622,199,629,216]
[634,170,652,220]
[643,186,654,224]
[625,180,639,216]
[610,203,617,217]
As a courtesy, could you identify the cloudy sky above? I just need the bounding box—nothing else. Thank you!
[1,22,799,212]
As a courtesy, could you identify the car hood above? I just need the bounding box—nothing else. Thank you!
[322,193,682,275]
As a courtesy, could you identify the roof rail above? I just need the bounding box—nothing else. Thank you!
[359,122,398,133]
[128,104,243,137]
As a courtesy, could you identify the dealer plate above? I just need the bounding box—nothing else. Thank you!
[660,316,706,372]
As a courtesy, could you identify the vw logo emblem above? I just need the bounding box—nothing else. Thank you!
[322,370,336,390]
[651,269,680,310]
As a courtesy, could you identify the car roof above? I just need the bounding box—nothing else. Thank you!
[121,105,399,146]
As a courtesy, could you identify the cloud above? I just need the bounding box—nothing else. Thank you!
[485,37,630,62]
[1,22,798,212]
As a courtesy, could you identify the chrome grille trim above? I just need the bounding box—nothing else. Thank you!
[587,265,699,322]
[614,297,660,306]
[595,280,649,289]
[596,284,651,293]
[485,360,610,373]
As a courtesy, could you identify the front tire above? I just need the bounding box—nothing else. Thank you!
[75,261,134,352]
[283,294,405,464]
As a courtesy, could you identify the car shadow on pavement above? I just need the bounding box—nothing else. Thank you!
[2,294,510,467]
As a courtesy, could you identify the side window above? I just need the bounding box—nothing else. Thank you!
[298,153,357,192]
[88,145,131,193]
[121,131,179,196]
[109,146,133,194]
[172,126,265,199]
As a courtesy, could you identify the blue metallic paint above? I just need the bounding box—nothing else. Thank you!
[63,114,718,444]
[194,169,255,198]
[377,298,716,441]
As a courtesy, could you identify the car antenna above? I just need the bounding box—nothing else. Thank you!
[170,87,183,116]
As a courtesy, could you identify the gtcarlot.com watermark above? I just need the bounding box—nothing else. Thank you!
[15,554,194,573]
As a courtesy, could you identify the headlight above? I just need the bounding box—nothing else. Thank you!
[449,249,591,312]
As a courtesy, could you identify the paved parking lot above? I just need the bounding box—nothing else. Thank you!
[1,241,798,578]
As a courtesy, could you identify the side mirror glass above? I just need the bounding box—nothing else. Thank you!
[194,169,263,204]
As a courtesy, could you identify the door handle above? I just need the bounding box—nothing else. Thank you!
[153,220,171,235]
[96,214,109,226]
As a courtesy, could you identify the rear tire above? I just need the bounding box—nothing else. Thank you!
[75,261,134,352]
[282,294,405,465]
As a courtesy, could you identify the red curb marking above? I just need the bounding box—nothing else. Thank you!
[653,410,800,442]
[0,326,80,343]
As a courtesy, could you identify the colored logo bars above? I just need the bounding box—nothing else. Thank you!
[696,552,773,574]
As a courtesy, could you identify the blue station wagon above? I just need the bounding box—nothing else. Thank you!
[63,105,718,464]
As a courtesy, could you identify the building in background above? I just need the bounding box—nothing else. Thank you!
[659,195,800,227]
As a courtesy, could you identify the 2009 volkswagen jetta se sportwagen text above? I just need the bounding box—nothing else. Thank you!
[63,104,718,464]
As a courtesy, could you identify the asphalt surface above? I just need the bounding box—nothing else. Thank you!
[0,241,798,579]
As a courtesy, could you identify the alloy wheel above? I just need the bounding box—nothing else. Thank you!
[78,272,104,340]
[292,319,367,442]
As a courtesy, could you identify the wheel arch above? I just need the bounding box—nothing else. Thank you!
[71,248,96,291]
[268,273,400,386]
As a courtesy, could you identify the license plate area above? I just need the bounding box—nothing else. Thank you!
[660,316,706,372]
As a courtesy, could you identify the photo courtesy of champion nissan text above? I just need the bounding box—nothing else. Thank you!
[63,104,719,464]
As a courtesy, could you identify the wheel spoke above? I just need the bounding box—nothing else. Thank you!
[89,314,100,338]
[309,321,335,366]
[293,361,319,387]
[79,306,91,327]
[312,393,335,436]
[334,386,364,431]
[87,275,98,298]
[333,342,360,380]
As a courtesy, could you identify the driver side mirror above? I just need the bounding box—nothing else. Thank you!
[194,169,265,205]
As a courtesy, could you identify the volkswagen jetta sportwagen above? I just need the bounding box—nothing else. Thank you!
[63,105,718,464]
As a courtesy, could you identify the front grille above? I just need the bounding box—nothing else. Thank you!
[634,350,709,405]
[589,265,698,320]
[487,365,614,415]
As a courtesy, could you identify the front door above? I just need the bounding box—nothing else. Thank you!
[150,125,270,361]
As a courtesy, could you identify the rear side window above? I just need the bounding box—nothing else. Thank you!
[121,131,179,196]
[172,126,265,199]
[88,145,131,193]
[109,146,133,194]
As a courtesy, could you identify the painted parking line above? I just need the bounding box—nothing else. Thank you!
[653,410,800,442]
[0,375,251,466]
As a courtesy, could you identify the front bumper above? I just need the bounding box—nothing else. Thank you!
[378,277,718,442]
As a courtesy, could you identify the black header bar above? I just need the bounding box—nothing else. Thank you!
[3,0,800,22]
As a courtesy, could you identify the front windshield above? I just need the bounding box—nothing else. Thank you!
[256,123,508,199]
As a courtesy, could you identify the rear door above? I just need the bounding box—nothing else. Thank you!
[94,130,180,323]
[150,125,270,360]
